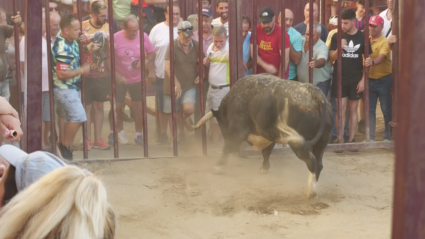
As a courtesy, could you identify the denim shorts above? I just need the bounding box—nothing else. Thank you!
[42,92,51,122]
[163,87,196,113]
[54,89,86,123]
[155,77,164,112]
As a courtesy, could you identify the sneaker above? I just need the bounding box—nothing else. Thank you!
[58,143,73,160]
[93,139,111,150]
[119,131,129,145]
[81,139,93,151]
[134,135,144,146]
[108,133,114,145]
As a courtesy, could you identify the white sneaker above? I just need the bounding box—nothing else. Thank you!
[119,131,129,145]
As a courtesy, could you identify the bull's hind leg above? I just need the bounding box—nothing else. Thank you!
[260,143,275,174]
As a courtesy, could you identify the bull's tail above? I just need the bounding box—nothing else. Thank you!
[302,100,327,149]
[275,98,306,148]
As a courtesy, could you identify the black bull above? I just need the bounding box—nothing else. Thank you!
[194,74,333,199]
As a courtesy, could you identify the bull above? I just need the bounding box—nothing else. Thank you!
[194,74,333,199]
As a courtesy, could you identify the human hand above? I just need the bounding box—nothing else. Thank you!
[175,81,182,99]
[341,39,347,49]
[388,35,397,44]
[265,64,278,74]
[308,58,316,68]
[364,57,373,67]
[194,76,200,84]
[357,79,365,94]
[81,64,91,75]
[203,56,210,66]
[11,12,22,26]
[0,97,19,119]
[79,32,87,44]
[0,114,23,142]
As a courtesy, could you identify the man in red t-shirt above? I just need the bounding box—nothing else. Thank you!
[130,0,177,34]
[250,7,290,79]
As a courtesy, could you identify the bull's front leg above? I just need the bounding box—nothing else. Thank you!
[260,143,275,174]
[214,139,241,174]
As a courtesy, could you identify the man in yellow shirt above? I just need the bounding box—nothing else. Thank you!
[364,15,392,141]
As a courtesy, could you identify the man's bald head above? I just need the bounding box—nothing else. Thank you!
[304,2,319,23]
[279,9,295,32]
[50,12,61,38]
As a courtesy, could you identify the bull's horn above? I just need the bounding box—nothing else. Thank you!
[193,111,214,129]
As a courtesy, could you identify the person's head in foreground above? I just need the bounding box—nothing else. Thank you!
[0,145,116,239]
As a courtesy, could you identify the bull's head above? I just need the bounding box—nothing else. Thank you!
[193,110,220,130]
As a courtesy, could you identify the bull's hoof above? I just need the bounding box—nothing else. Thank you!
[307,190,318,201]
[213,166,225,175]
[259,167,269,174]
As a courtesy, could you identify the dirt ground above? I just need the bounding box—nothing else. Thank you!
[71,99,394,238]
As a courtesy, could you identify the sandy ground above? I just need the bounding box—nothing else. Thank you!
[69,98,394,238]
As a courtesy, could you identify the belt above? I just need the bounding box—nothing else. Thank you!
[210,84,230,90]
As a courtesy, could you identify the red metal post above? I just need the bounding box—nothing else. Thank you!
[168,0,178,156]
[308,0,314,84]
[321,0,326,25]
[280,0,286,79]
[363,0,370,142]
[107,0,119,158]
[389,0,399,137]
[77,0,88,159]
[138,1,149,157]
[391,0,425,237]
[24,0,43,153]
[251,0,257,74]
[11,0,23,149]
[337,0,343,143]
[236,0,244,80]
[229,0,238,87]
[197,0,207,155]
[44,0,57,155]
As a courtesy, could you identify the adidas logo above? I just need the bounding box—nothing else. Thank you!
[342,40,360,58]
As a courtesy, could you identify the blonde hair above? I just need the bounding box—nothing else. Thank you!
[0,166,116,239]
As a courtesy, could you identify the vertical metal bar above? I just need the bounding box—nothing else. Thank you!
[389,0,399,137]
[236,0,244,80]
[229,0,238,87]
[138,1,149,157]
[321,0,326,24]
[77,0,88,159]
[280,0,286,79]
[107,0,119,158]
[391,0,425,237]
[337,0,343,143]
[251,0,257,74]
[363,0,370,142]
[25,0,43,153]
[197,0,207,155]
[168,0,178,156]
[308,0,314,84]
[12,0,23,149]
[44,0,57,155]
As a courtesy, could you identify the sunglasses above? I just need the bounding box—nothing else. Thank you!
[49,7,58,12]
[178,26,193,32]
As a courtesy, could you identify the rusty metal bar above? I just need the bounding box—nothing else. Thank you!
[321,0,326,25]
[197,0,207,155]
[236,0,244,80]
[280,0,286,79]
[70,156,176,165]
[138,1,149,157]
[337,0,343,143]
[12,0,24,149]
[308,0,314,84]
[240,141,394,157]
[251,0,257,74]
[44,0,57,155]
[363,0,370,142]
[77,0,88,159]
[107,0,119,158]
[168,0,178,156]
[389,0,399,137]
[229,0,238,87]
[391,0,425,238]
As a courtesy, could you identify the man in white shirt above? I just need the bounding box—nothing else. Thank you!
[149,4,180,144]
[211,0,228,34]
[203,25,229,143]
[379,0,393,39]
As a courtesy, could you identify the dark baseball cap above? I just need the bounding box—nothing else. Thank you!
[259,7,274,23]
[201,6,212,17]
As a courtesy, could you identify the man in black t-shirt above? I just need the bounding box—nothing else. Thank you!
[329,8,372,144]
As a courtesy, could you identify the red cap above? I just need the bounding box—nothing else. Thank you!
[369,15,384,26]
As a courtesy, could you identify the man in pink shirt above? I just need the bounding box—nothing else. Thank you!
[113,14,156,146]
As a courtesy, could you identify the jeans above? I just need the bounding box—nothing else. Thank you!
[317,80,331,97]
[0,80,10,101]
[369,74,392,140]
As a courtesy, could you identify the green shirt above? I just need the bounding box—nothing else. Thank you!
[112,0,132,20]
[297,38,331,85]
[52,34,81,90]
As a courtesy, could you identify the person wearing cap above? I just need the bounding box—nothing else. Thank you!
[363,15,392,142]
[294,3,328,42]
[278,9,302,81]
[0,145,67,207]
[211,0,229,35]
[187,0,212,32]
[250,7,290,79]
[164,21,204,141]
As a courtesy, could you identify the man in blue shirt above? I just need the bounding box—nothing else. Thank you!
[294,3,328,42]
[279,9,302,81]
[242,16,252,76]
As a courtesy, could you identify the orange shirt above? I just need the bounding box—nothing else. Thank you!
[131,0,151,7]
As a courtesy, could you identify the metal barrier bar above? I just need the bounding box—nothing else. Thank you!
[251,0,257,74]
[44,0,57,155]
[138,1,149,157]
[12,0,23,149]
[197,0,207,155]
[236,0,244,80]
[308,0,314,84]
[363,0,370,142]
[337,0,343,143]
[25,0,43,153]
[389,0,399,137]
[77,0,88,159]
[168,1,178,156]
[229,0,238,87]
[71,156,176,165]
[320,0,326,25]
[280,0,286,79]
[107,0,119,158]
[392,0,425,237]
